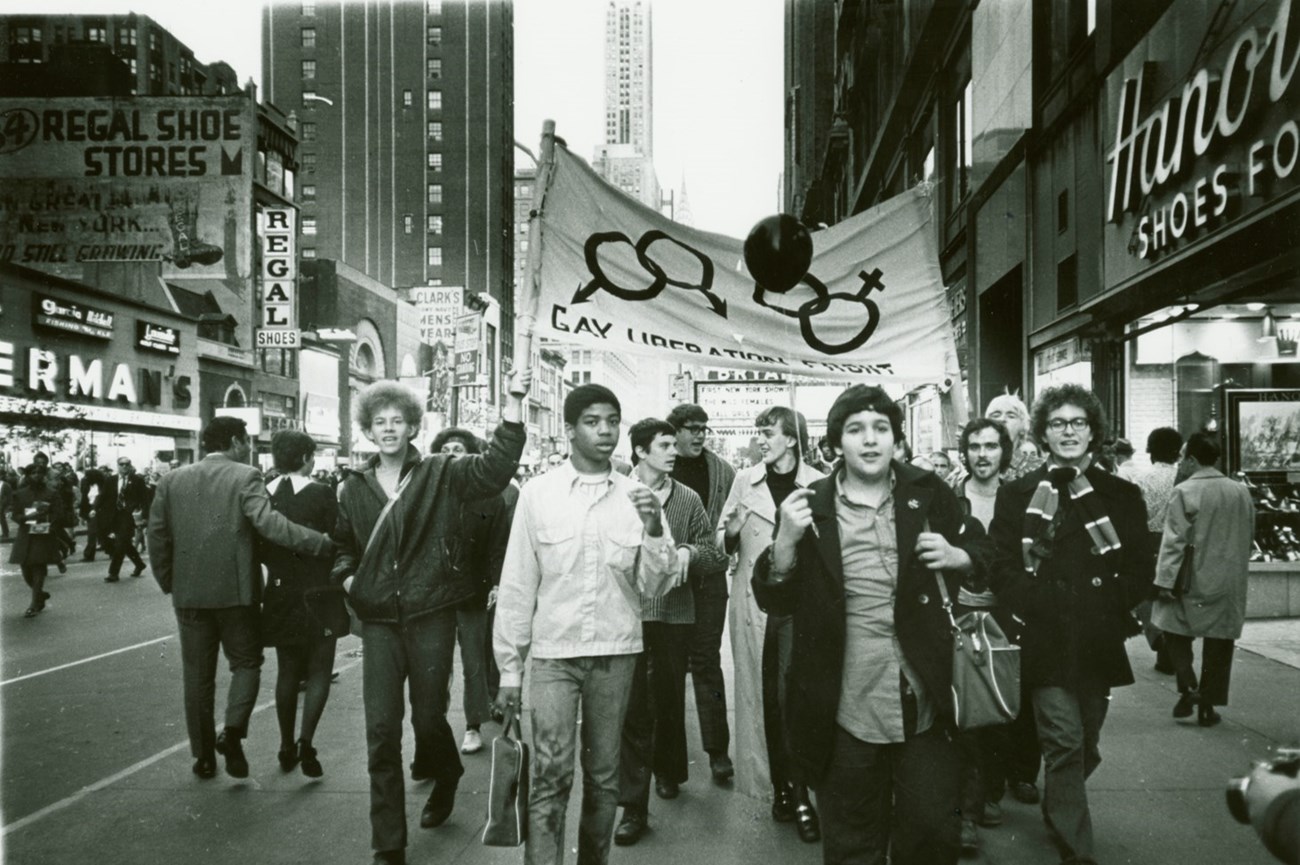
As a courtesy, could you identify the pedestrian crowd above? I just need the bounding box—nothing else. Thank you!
[7,370,1276,865]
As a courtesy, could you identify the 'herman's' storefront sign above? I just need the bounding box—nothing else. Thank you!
[1103,0,1299,283]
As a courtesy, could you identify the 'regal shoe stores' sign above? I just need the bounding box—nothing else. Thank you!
[1103,0,1300,281]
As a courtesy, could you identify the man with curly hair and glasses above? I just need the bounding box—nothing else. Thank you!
[986,384,1151,865]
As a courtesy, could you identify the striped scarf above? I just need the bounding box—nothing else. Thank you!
[1021,465,1122,574]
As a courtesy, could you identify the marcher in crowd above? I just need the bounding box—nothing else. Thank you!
[667,402,737,784]
[1113,439,1136,481]
[104,457,150,582]
[11,463,65,618]
[48,462,77,572]
[0,468,14,542]
[987,384,1151,865]
[929,451,953,477]
[950,417,1039,854]
[958,390,1044,483]
[1153,431,1254,727]
[148,417,335,781]
[258,430,345,778]
[494,384,676,865]
[79,465,111,562]
[718,406,824,840]
[334,371,528,865]
[753,384,992,865]
[1132,427,1184,675]
[615,418,728,847]
[429,426,519,757]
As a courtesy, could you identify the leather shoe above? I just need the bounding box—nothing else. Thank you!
[771,784,797,822]
[614,811,647,846]
[104,574,120,583]
[371,851,405,865]
[654,779,679,800]
[420,780,457,828]
[130,565,147,577]
[1173,692,1198,719]
[277,744,299,772]
[978,800,1004,827]
[410,755,434,782]
[215,729,249,778]
[795,803,821,843]
[1009,781,1040,804]
[709,754,735,784]
[192,756,217,779]
[299,740,323,778]
[1198,704,1222,727]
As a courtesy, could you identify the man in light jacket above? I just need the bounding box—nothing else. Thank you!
[1153,431,1254,727]
[148,417,335,780]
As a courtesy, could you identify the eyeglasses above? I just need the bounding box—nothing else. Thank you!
[1046,417,1090,432]
[680,424,712,436]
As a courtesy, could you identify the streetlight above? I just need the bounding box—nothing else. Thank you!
[302,92,335,107]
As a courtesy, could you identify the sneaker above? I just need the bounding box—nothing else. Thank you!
[960,819,979,855]
[460,729,483,754]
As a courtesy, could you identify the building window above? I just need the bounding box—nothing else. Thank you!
[302,184,316,200]
[428,58,441,79]
[947,76,973,207]
[403,214,414,235]
[303,90,317,106]
[116,26,135,46]
[428,183,443,204]
[302,27,316,49]
[13,26,41,44]
[302,0,316,16]
[86,26,106,43]
[428,0,442,15]
[1056,254,1078,312]
[1057,190,1069,233]
[427,26,442,46]
[302,247,317,259]
[428,215,443,234]
[402,89,413,108]
[301,121,316,142]
[427,121,443,141]
[303,216,318,235]
[149,62,162,86]
[148,30,160,52]
[428,246,443,267]
[301,59,316,79]
[427,152,442,171]
[427,90,441,111]
[125,57,138,76]
[302,153,317,172]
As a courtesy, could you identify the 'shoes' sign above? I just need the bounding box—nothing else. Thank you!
[257,208,298,349]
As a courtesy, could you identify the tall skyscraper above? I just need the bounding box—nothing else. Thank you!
[593,0,658,207]
[262,0,514,356]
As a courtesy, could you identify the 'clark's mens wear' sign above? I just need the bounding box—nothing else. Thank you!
[533,145,958,383]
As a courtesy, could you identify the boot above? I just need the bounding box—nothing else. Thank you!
[793,785,820,843]
[771,782,797,822]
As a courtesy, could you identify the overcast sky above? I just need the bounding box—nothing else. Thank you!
[32,0,785,239]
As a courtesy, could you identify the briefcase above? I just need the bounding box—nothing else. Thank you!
[482,708,529,847]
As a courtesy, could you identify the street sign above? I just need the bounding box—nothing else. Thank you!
[453,312,481,386]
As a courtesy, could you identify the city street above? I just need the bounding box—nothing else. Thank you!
[2,555,1295,865]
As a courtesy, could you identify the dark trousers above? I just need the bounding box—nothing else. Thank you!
[1003,677,1042,786]
[361,610,461,854]
[108,519,145,576]
[485,606,500,704]
[762,613,794,788]
[816,724,961,865]
[82,511,99,558]
[620,622,692,814]
[176,606,264,758]
[1,509,9,539]
[1032,685,1109,863]
[1164,633,1235,706]
[21,563,48,607]
[688,569,730,757]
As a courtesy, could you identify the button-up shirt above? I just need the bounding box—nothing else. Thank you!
[493,462,676,688]
[835,473,935,744]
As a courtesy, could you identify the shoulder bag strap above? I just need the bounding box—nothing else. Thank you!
[923,518,961,632]
[363,464,417,554]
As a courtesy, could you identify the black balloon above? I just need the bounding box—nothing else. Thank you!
[743,214,813,294]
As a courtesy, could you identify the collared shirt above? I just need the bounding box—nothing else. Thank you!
[493,461,677,688]
[834,472,935,744]
[268,473,314,497]
[1133,461,1178,532]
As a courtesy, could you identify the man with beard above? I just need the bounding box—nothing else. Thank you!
[666,403,737,783]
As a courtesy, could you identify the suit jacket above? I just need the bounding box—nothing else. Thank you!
[148,454,333,608]
[751,461,993,785]
[101,473,150,531]
[987,463,1151,690]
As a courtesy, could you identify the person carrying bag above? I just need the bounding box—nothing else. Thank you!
[482,706,529,847]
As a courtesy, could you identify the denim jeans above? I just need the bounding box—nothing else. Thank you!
[175,606,264,757]
[689,569,730,757]
[456,606,491,727]
[816,724,961,865]
[527,655,637,865]
[1032,685,1110,862]
[620,623,691,814]
[362,609,461,854]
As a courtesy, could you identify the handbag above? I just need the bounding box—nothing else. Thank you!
[482,707,529,847]
[934,571,1022,731]
[1171,544,1194,598]
[303,585,352,639]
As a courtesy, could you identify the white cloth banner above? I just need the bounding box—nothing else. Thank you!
[534,145,958,383]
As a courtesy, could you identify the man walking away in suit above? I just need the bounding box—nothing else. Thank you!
[148,417,335,780]
[105,458,149,582]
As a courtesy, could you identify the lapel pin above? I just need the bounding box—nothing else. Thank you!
[907,499,920,509]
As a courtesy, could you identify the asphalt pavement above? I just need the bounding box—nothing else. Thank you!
[1,554,1296,865]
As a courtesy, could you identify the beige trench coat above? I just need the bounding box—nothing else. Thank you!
[718,460,824,800]
[1153,467,1255,639]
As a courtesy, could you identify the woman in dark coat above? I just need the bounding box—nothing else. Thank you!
[11,463,67,617]
[258,430,344,777]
